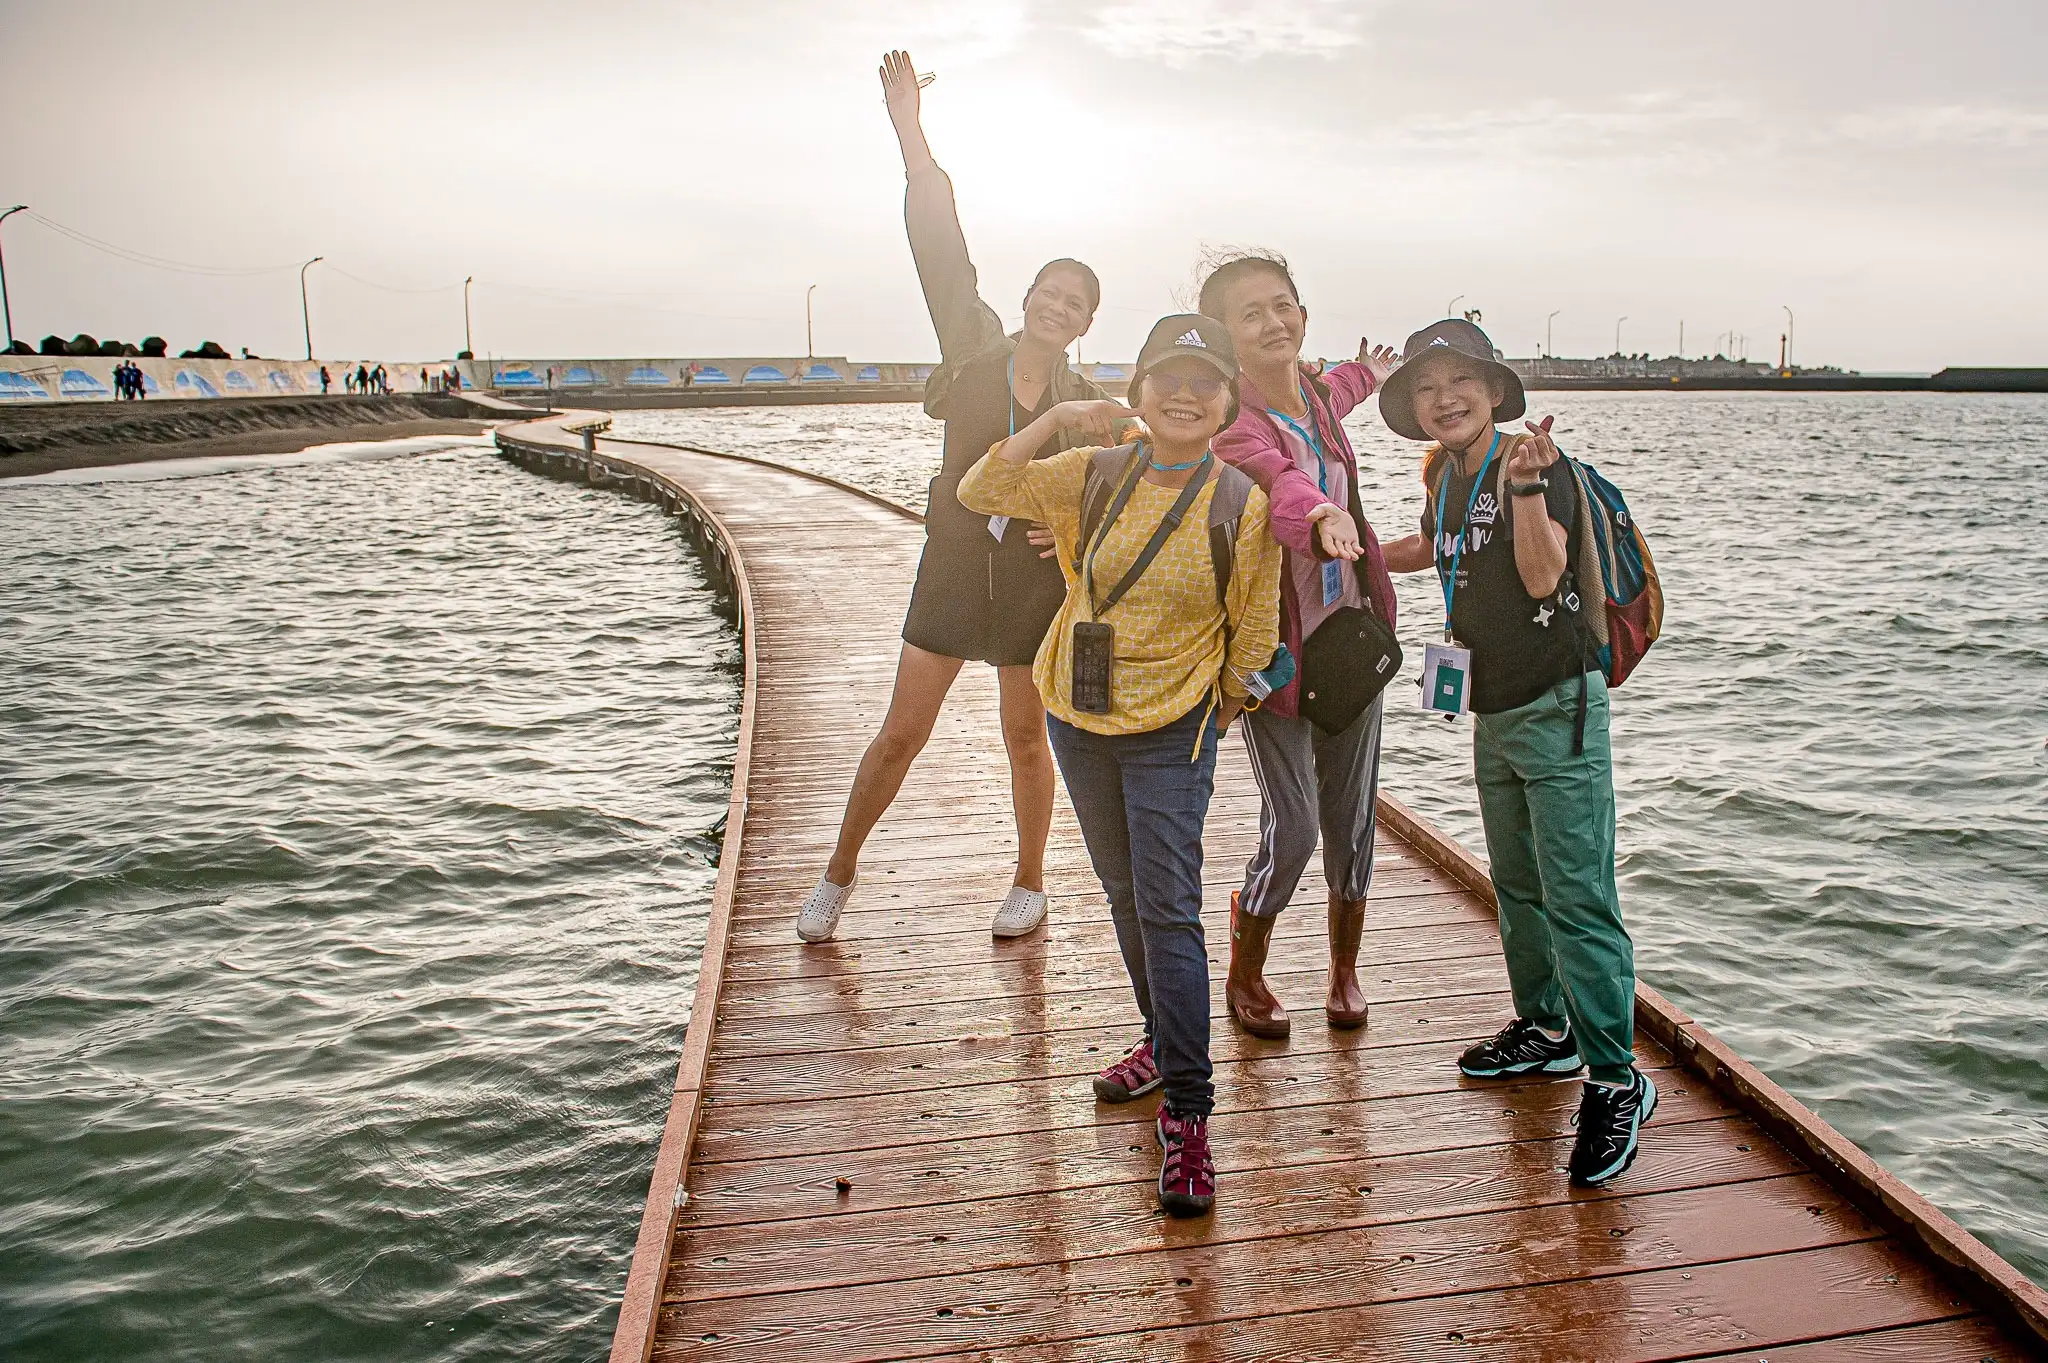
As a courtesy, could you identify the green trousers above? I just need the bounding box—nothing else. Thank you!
[1473,671,1637,1084]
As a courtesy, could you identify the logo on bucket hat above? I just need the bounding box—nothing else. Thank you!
[1376,317,1526,442]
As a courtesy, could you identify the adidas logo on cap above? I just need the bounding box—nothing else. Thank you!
[1429,336,1450,346]
[1175,329,1206,347]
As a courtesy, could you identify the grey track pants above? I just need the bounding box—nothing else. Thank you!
[1237,694,1384,919]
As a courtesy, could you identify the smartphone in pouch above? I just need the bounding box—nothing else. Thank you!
[1071,621,1113,714]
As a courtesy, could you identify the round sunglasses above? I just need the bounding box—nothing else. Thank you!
[1145,372,1227,400]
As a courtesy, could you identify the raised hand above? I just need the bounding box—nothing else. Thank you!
[879,50,923,132]
[1508,414,1561,480]
[1357,338,1400,387]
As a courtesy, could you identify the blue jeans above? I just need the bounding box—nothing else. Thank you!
[1047,705,1220,1117]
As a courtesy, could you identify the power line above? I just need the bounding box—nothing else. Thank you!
[325,265,463,295]
[24,211,301,277]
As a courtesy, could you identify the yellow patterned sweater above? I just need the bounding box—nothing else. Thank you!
[959,445,1282,736]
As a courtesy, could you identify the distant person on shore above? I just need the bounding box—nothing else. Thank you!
[958,313,1282,1217]
[374,364,388,395]
[1376,318,1654,1189]
[320,365,331,395]
[681,361,698,388]
[354,364,368,395]
[791,48,1109,946]
[1196,251,1400,1041]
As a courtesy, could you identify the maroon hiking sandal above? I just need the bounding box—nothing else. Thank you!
[1154,1104,1215,1217]
[1092,1037,1162,1103]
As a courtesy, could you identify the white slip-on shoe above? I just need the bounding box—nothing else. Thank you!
[991,886,1049,939]
[795,874,855,943]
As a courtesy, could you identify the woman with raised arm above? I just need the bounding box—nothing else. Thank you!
[794,50,1109,945]
[1197,252,1399,1041]
[959,313,1283,1217]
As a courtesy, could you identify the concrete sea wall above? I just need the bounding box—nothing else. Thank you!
[0,354,459,403]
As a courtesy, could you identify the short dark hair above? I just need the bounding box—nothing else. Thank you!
[1197,249,1300,321]
[1026,258,1100,314]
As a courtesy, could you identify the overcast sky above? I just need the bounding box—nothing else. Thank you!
[3,1,2043,369]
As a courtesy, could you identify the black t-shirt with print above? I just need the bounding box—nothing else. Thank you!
[1421,450,1591,714]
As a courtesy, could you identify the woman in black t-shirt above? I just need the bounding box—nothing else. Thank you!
[794,49,1107,945]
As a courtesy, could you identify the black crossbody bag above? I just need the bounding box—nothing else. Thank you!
[1297,421,1402,734]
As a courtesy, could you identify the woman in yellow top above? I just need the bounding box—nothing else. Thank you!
[959,313,1281,1217]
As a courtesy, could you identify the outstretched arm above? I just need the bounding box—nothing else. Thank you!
[882,49,1003,364]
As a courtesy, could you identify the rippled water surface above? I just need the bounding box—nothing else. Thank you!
[1,446,738,1360]
[616,393,2048,1285]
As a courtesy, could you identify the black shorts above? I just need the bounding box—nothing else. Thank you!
[901,521,1067,667]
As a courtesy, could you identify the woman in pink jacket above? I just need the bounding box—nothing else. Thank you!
[1200,252,1398,1040]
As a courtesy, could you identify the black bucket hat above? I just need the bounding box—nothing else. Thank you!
[1376,317,1525,441]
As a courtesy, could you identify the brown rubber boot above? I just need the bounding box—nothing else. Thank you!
[1227,890,1291,1039]
[1326,894,1370,1030]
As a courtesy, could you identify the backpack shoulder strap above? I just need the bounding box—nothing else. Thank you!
[1077,444,1143,560]
[1206,461,1254,607]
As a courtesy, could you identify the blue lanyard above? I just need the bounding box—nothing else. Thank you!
[1266,406,1328,494]
[1433,431,1502,637]
[1007,354,1023,438]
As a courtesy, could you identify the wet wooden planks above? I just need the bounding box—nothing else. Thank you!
[487,419,2045,1363]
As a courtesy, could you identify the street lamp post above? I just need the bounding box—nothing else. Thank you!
[1545,309,1560,359]
[1614,316,1628,356]
[300,256,324,361]
[0,205,28,352]
[463,276,474,358]
[1782,305,1794,370]
[805,284,818,362]
[1678,319,1685,358]
[1447,294,1464,320]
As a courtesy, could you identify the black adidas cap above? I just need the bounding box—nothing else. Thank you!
[1132,312,1237,383]
[1376,317,1525,441]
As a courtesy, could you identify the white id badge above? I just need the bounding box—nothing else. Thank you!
[1419,641,1473,718]
[987,514,1011,541]
[1321,557,1344,607]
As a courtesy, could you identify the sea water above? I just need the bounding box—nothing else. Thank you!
[1,447,738,1361]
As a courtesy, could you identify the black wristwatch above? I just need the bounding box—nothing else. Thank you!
[1508,478,1549,497]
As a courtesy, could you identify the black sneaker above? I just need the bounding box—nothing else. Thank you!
[1458,1017,1584,1078]
[1568,1070,1659,1187]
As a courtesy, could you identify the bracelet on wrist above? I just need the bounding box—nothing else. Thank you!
[1508,478,1548,497]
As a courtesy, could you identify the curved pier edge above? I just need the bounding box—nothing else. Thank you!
[491,410,759,1363]
[1380,793,2048,1345]
[491,410,2048,1359]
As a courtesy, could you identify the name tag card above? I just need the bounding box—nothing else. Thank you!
[1419,641,1473,718]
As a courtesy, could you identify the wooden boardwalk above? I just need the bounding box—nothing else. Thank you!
[490,414,2048,1363]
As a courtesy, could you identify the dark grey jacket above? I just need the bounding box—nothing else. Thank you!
[904,162,1105,424]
